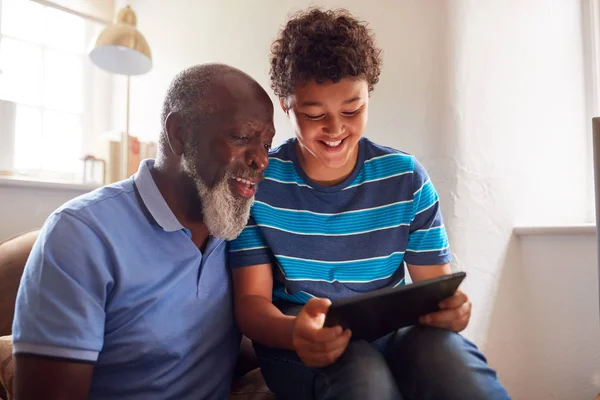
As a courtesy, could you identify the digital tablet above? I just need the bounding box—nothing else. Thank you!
[324,271,466,341]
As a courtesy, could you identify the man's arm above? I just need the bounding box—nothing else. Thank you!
[12,212,111,399]
[15,355,93,400]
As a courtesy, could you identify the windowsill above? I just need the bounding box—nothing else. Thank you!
[0,175,100,192]
[513,224,595,236]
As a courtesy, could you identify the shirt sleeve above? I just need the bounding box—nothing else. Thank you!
[403,157,453,266]
[12,211,114,362]
[228,216,274,269]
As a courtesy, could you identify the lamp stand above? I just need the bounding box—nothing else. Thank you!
[592,117,600,320]
[121,75,130,180]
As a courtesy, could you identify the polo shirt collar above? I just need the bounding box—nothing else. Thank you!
[133,159,184,232]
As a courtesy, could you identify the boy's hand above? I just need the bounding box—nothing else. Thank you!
[292,298,352,368]
[418,289,472,332]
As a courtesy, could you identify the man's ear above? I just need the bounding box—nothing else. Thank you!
[164,112,186,156]
[279,98,290,117]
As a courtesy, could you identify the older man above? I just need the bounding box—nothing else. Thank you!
[11,64,275,400]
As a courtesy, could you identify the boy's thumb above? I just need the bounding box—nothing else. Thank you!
[303,297,332,318]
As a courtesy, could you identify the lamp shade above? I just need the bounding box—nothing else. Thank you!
[88,6,152,76]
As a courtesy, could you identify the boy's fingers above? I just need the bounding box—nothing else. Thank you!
[305,329,351,352]
[297,323,343,342]
[300,335,351,367]
[439,290,468,309]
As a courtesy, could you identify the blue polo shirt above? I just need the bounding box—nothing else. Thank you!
[12,160,240,399]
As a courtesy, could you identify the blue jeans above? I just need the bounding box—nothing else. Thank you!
[253,304,511,400]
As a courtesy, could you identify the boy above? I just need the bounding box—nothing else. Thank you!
[229,8,510,400]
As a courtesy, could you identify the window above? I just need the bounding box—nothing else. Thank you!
[0,0,112,183]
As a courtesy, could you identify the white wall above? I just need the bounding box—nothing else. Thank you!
[122,0,597,398]
[499,230,600,399]
[0,181,93,241]
[119,0,453,154]
[448,0,591,340]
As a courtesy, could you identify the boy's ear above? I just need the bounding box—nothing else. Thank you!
[279,98,290,117]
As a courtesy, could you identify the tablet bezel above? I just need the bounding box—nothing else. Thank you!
[323,271,466,341]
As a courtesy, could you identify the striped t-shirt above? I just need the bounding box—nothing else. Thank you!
[229,137,452,304]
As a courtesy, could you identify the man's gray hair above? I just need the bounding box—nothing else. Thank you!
[159,63,240,149]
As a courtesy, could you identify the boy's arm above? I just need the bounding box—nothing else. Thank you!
[407,263,471,332]
[407,263,451,281]
[405,157,470,332]
[232,265,351,367]
[232,264,296,350]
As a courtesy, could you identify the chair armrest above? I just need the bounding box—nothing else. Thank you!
[0,335,14,400]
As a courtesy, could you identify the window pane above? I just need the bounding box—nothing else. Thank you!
[45,6,86,53]
[0,37,43,105]
[14,105,42,171]
[1,0,45,43]
[42,110,82,174]
[44,49,84,113]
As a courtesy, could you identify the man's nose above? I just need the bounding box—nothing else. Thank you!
[245,142,268,172]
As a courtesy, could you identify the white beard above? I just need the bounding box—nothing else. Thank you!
[182,157,254,241]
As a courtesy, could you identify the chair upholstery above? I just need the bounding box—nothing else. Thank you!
[0,230,38,337]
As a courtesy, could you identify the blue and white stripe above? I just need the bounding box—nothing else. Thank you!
[229,138,452,303]
[251,200,413,236]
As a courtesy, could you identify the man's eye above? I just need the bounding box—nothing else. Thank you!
[303,113,325,120]
[230,135,249,142]
[264,143,272,151]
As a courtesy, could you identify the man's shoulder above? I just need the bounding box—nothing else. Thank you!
[56,179,136,218]
[47,179,139,240]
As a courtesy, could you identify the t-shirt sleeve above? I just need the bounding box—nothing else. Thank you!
[403,157,453,266]
[12,211,113,362]
[228,216,273,268]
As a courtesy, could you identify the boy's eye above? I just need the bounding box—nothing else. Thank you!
[303,113,325,120]
[342,108,362,116]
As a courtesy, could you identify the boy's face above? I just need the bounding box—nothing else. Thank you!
[282,78,369,178]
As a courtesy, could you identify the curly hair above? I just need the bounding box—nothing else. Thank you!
[270,8,382,99]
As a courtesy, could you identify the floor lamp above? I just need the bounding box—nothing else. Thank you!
[88,5,152,180]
